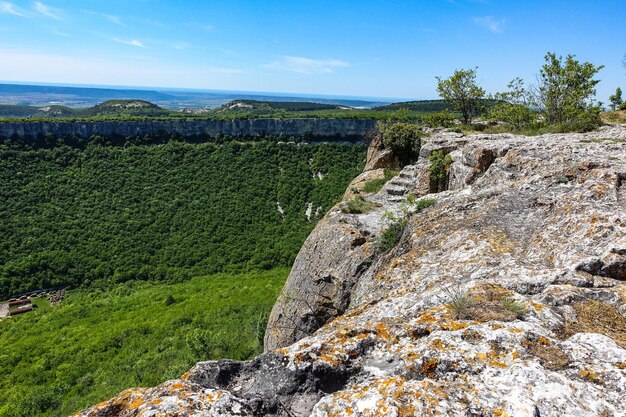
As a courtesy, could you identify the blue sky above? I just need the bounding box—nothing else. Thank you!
[0,0,624,101]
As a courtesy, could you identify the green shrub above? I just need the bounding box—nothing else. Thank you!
[488,78,536,130]
[554,174,569,184]
[341,195,378,214]
[414,197,437,212]
[164,294,176,306]
[500,298,528,318]
[429,150,453,192]
[379,122,423,164]
[446,289,474,319]
[375,218,408,253]
[421,110,454,128]
[363,169,399,193]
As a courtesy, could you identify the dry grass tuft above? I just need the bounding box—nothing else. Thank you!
[601,110,626,125]
[558,301,626,348]
[525,337,570,370]
[450,283,527,322]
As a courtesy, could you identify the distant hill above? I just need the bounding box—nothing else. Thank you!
[373,100,453,112]
[374,99,499,113]
[222,100,345,111]
[79,100,173,117]
[0,100,175,119]
[0,104,40,118]
[0,83,175,107]
[0,83,394,109]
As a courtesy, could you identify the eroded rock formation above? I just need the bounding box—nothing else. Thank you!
[75,127,626,417]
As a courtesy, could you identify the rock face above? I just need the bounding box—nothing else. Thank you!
[75,127,626,417]
[0,118,377,141]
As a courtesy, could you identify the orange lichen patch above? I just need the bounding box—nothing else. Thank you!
[537,337,550,345]
[431,338,448,351]
[418,312,438,323]
[615,363,626,369]
[441,320,469,331]
[180,371,190,381]
[512,351,520,360]
[579,369,600,383]
[509,327,523,334]
[421,358,438,378]
[491,323,505,330]
[320,351,345,366]
[531,301,545,312]
[375,322,391,341]
[493,409,510,417]
[169,381,185,391]
[468,283,514,304]
[489,360,508,368]
[129,397,145,409]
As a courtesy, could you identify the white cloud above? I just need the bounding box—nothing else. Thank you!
[264,56,349,74]
[113,38,146,48]
[104,14,124,26]
[473,16,507,33]
[33,2,62,20]
[0,2,28,17]
[82,10,126,26]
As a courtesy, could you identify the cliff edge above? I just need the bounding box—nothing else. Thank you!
[76,126,626,417]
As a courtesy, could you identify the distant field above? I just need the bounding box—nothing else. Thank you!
[0,268,288,417]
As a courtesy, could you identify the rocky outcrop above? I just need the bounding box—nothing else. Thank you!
[0,118,377,141]
[75,126,626,417]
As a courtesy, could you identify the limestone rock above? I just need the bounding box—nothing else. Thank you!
[0,118,378,141]
[75,126,626,417]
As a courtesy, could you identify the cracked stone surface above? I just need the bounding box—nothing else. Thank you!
[75,126,626,417]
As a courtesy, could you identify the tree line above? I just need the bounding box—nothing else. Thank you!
[435,52,624,132]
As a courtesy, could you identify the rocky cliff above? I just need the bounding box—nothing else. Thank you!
[75,126,626,417]
[0,118,377,141]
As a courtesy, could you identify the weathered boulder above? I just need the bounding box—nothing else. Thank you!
[75,126,626,417]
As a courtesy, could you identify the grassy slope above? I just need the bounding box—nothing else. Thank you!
[0,268,288,417]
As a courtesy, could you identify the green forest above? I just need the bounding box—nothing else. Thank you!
[0,269,288,416]
[0,141,366,298]
[0,138,365,416]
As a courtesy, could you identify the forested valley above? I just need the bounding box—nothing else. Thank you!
[0,138,365,416]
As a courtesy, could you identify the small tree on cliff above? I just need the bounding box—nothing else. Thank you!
[532,52,604,130]
[488,77,536,129]
[609,87,623,110]
[436,68,485,124]
[379,122,422,164]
